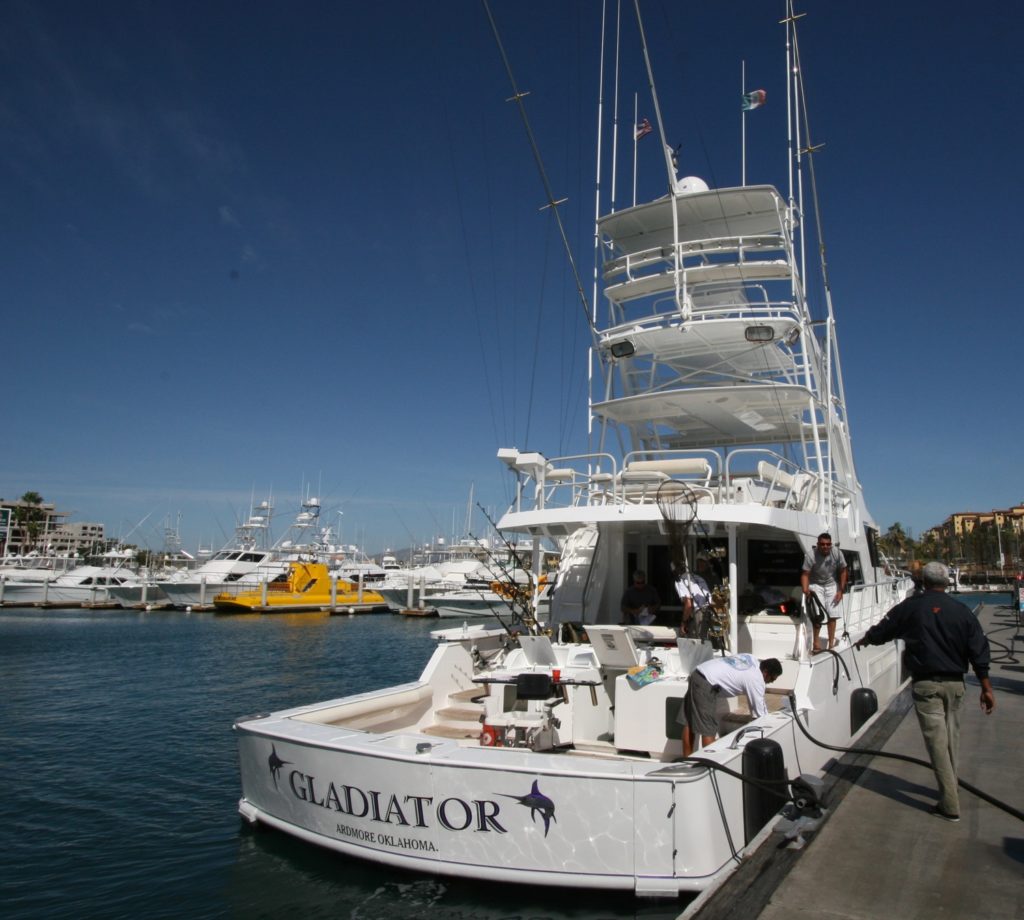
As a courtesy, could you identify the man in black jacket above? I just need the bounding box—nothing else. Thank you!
[856,561,995,822]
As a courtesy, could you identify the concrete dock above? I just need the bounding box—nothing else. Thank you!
[687,601,1023,920]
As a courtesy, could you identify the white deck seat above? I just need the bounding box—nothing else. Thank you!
[534,465,577,505]
[617,468,669,503]
[587,471,616,505]
[756,460,802,508]
[626,458,712,484]
[619,469,670,483]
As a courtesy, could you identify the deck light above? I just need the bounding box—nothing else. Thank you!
[609,340,635,358]
[744,325,775,343]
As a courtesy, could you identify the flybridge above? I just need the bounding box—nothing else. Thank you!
[496,445,841,519]
[588,174,852,491]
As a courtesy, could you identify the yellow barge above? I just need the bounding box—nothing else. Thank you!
[212,561,389,613]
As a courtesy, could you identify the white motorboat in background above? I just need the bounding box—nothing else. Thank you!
[0,552,79,585]
[0,548,141,607]
[148,495,331,609]
[236,4,910,896]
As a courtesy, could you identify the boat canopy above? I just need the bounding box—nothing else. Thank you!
[598,185,788,258]
[592,383,820,448]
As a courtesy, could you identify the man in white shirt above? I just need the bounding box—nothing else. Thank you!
[678,654,783,756]
[675,566,710,636]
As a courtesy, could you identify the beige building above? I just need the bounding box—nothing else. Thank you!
[924,503,1024,568]
[0,498,105,556]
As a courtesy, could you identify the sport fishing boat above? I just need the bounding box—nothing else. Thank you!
[212,561,389,613]
[153,495,330,609]
[235,4,910,896]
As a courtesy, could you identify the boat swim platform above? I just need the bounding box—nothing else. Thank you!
[682,601,1023,920]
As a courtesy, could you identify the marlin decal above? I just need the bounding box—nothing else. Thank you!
[268,744,291,790]
[499,780,556,837]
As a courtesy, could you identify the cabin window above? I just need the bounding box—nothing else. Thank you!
[865,526,881,569]
[747,538,804,588]
[842,551,864,586]
[740,539,804,614]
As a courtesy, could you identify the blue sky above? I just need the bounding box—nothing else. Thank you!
[2,1,1021,555]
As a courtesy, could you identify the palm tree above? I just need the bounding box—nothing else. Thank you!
[880,521,912,562]
[13,491,46,550]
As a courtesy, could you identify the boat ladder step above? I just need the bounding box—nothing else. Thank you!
[435,704,483,722]
[449,686,489,703]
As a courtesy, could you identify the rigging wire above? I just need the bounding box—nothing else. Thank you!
[787,3,856,496]
[482,0,598,342]
[442,98,504,450]
[523,212,556,449]
[479,107,513,447]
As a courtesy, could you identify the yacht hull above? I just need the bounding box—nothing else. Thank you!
[236,632,906,894]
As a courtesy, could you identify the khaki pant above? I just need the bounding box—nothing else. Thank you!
[912,678,965,815]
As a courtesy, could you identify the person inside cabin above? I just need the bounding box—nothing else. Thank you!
[678,654,783,757]
[620,570,660,626]
[695,554,721,591]
[800,532,848,651]
[675,563,710,637]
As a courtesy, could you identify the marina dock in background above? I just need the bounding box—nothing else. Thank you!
[685,600,1023,920]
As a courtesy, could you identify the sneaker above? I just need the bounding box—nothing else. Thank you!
[930,806,960,823]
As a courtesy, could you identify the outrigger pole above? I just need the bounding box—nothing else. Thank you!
[482,0,597,340]
[631,0,688,320]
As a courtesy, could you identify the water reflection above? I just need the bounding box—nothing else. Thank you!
[228,824,689,920]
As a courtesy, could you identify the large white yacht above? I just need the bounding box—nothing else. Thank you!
[235,4,910,896]
[141,496,330,610]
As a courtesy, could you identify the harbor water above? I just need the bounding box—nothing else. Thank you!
[0,606,680,920]
[1,596,999,919]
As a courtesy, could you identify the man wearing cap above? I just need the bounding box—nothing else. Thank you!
[855,561,995,822]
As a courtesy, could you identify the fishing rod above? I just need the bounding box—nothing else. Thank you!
[464,531,534,630]
[472,503,543,634]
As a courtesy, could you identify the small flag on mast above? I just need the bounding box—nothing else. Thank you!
[741,89,767,111]
[634,117,652,140]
